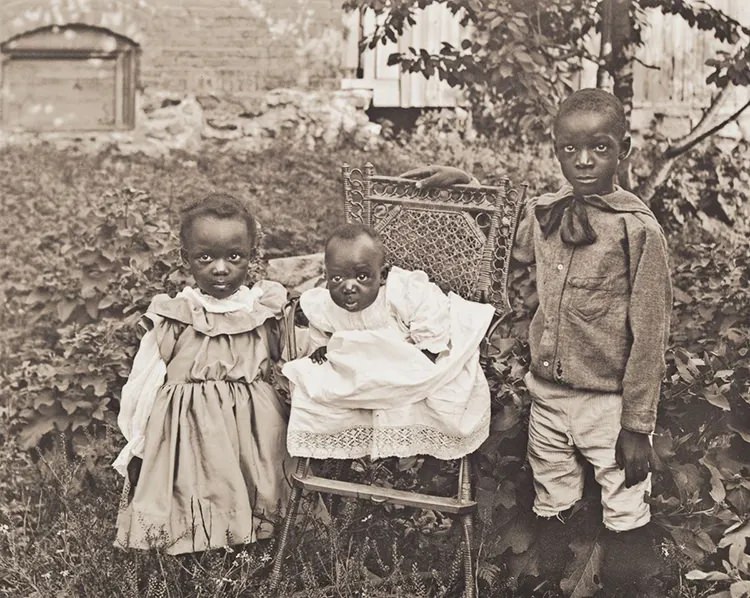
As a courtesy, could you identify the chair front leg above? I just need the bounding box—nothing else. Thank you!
[269,459,307,591]
[458,455,476,598]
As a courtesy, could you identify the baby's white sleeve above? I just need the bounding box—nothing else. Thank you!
[298,287,335,353]
[112,318,167,477]
[389,268,451,353]
[307,323,331,351]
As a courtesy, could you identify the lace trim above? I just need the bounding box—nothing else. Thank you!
[287,410,490,460]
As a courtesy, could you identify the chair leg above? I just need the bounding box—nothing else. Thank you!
[325,459,351,516]
[458,456,475,598]
[269,460,306,591]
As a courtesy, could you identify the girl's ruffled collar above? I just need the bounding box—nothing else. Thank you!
[147,281,286,335]
[178,285,264,314]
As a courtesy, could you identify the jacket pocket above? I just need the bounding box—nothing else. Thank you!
[566,276,613,321]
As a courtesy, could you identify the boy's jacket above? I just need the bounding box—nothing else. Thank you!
[513,185,672,434]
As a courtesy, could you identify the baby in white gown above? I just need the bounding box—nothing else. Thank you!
[282,223,495,460]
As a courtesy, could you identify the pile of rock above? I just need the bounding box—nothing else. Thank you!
[0,87,383,157]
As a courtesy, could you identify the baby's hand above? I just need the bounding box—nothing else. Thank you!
[399,165,477,188]
[310,346,328,364]
[615,429,654,487]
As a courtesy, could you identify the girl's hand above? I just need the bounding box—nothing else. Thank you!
[310,346,328,364]
[128,456,143,488]
[615,429,654,487]
[399,165,478,188]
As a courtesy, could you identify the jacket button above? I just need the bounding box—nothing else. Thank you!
[542,360,550,367]
[557,264,563,271]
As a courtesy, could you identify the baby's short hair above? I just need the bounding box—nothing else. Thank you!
[554,88,628,140]
[179,192,258,248]
[324,223,385,262]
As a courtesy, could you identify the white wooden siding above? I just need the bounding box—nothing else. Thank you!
[344,1,750,138]
[341,3,465,107]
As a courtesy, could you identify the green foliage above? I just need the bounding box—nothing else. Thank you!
[351,0,599,136]
[1,131,749,596]
[638,138,750,237]
[350,0,750,138]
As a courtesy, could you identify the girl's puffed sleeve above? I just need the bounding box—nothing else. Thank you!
[387,267,451,353]
[112,314,167,477]
[254,279,287,317]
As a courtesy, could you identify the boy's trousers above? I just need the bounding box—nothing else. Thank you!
[525,372,651,532]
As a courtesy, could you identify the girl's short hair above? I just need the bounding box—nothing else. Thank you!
[179,193,258,248]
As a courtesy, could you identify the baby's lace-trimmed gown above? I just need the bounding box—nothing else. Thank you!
[283,267,495,460]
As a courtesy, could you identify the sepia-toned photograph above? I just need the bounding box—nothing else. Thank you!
[1,1,748,596]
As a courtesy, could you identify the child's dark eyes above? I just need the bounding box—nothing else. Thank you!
[594,143,609,152]
[330,275,343,283]
[356,273,370,282]
[193,252,245,263]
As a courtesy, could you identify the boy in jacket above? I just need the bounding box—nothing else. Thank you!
[404,88,672,593]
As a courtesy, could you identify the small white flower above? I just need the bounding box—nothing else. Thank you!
[61,570,70,577]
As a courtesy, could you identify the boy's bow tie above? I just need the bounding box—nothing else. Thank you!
[535,194,610,246]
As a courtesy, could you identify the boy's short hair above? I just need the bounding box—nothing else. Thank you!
[179,192,258,248]
[554,88,628,140]
[325,223,386,262]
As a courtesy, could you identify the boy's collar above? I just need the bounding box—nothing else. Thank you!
[537,184,655,217]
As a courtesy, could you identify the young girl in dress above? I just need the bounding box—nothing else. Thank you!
[113,192,294,555]
[282,223,495,461]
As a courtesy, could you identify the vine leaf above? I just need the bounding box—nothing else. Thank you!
[560,534,603,598]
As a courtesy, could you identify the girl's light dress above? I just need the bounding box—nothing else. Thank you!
[282,266,495,461]
[113,282,294,555]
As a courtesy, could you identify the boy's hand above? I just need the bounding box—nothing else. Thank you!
[399,165,476,188]
[615,429,653,487]
[310,346,328,364]
[127,456,143,488]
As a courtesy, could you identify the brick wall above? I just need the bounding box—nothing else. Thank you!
[0,0,342,97]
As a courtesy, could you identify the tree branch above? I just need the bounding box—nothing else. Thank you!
[665,97,750,159]
[677,86,729,143]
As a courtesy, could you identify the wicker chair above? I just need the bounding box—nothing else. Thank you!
[269,163,525,597]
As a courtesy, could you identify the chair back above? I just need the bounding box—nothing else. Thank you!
[342,163,525,314]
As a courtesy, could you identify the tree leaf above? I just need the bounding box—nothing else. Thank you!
[18,415,57,449]
[729,580,750,598]
[702,460,727,503]
[560,535,603,598]
[56,299,78,323]
[685,570,731,581]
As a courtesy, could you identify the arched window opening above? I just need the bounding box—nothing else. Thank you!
[1,24,138,131]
